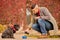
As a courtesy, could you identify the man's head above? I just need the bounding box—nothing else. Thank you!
[31,4,39,14]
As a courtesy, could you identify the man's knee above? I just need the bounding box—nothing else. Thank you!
[32,24,39,30]
[38,19,45,26]
[32,24,36,29]
[38,19,43,23]
[32,24,40,32]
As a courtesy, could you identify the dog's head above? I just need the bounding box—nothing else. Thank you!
[14,24,20,31]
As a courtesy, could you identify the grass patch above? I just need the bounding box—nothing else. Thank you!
[25,34,60,38]
[0,24,7,33]
[49,35,60,38]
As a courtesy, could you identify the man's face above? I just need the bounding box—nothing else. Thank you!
[32,5,39,14]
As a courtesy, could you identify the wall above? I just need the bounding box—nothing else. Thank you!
[0,0,26,26]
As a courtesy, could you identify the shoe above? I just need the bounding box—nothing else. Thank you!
[39,34,48,38]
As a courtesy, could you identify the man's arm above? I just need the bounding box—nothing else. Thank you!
[34,16,40,20]
[41,7,51,20]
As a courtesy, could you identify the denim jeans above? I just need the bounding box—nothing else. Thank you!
[32,19,52,35]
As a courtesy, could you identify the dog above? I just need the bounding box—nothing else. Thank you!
[1,24,20,38]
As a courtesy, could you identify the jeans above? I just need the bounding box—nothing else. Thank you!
[32,19,52,35]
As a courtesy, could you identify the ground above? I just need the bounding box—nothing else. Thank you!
[0,29,60,40]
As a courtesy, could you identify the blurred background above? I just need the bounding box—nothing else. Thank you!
[0,0,60,32]
[0,0,26,32]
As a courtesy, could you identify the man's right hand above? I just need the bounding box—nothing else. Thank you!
[35,16,40,20]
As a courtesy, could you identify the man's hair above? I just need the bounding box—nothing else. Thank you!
[31,4,36,9]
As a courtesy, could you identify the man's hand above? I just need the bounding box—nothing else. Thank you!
[34,16,40,20]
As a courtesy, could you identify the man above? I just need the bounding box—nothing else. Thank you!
[31,4,54,37]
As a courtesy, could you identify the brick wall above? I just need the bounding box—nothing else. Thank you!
[0,0,26,25]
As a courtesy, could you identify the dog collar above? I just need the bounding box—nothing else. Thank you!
[11,26,16,32]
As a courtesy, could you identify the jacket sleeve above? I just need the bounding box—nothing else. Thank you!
[41,7,51,20]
